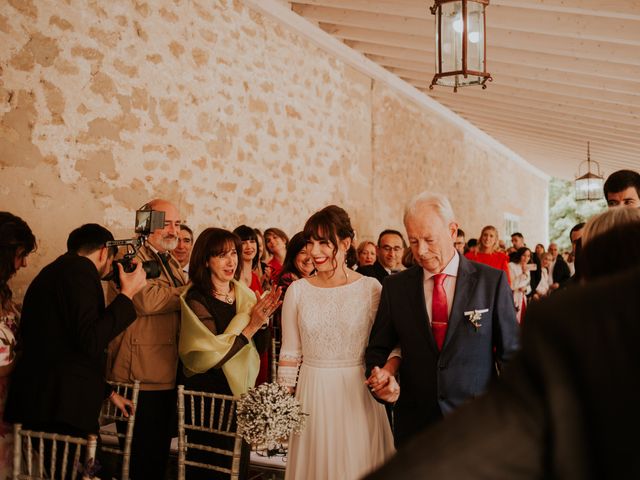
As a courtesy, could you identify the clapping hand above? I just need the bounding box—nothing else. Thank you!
[245,287,283,337]
[366,366,400,403]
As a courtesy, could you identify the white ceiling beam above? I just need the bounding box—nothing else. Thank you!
[424,83,639,119]
[451,110,640,152]
[352,41,640,81]
[444,103,640,145]
[491,0,640,21]
[383,59,640,97]
[487,133,630,159]
[484,133,638,173]
[291,0,428,18]
[294,0,640,21]
[490,5,640,45]
[430,98,640,134]
[497,143,636,171]
[292,4,429,36]
[294,4,640,45]
[429,93,640,136]
[327,23,640,66]
[399,71,640,108]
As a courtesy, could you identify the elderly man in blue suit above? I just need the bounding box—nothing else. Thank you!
[365,191,520,446]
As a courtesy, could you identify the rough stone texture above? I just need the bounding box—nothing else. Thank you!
[0,0,546,299]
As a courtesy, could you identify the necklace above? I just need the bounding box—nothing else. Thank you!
[213,285,234,304]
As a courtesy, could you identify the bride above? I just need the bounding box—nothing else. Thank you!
[277,205,394,479]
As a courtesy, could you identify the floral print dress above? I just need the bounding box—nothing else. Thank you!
[0,302,19,480]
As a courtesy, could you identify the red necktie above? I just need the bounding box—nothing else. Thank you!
[431,273,448,350]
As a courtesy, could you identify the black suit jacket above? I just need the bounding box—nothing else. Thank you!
[553,255,571,287]
[365,254,519,445]
[368,266,640,480]
[358,261,389,284]
[5,253,136,434]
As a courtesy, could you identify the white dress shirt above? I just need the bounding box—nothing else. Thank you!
[422,252,459,325]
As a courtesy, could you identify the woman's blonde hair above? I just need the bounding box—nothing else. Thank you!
[479,225,500,253]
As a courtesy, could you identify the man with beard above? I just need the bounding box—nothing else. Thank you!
[106,198,188,480]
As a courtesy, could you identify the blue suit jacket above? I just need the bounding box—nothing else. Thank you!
[365,253,520,445]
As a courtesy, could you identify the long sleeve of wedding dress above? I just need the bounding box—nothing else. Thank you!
[277,281,302,388]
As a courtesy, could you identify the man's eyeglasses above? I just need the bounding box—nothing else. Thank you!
[380,246,403,253]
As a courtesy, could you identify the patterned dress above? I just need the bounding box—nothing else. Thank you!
[0,302,20,480]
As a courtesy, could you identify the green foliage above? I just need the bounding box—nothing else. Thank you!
[548,177,606,252]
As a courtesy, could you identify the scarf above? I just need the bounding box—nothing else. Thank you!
[179,279,260,397]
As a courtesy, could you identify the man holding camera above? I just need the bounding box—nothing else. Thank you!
[5,224,146,439]
[106,198,188,480]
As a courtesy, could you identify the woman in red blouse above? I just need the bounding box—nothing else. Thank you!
[465,225,511,286]
[264,227,289,286]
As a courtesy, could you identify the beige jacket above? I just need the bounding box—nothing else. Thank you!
[106,243,188,391]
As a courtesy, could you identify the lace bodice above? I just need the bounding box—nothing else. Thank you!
[279,276,381,368]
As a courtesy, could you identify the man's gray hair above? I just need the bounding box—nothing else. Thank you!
[582,207,640,246]
[404,191,456,225]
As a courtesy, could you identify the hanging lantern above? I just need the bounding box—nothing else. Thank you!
[429,0,492,92]
[575,142,604,201]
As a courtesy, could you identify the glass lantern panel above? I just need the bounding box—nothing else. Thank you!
[466,2,485,73]
[575,178,590,201]
[439,2,463,73]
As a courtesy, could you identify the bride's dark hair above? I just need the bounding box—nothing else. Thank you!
[303,205,357,271]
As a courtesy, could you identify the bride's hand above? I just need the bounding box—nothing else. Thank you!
[365,366,390,392]
[366,367,400,403]
[366,366,400,402]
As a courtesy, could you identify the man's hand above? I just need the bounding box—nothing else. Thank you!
[110,392,134,417]
[366,366,400,403]
[118,261,147,300]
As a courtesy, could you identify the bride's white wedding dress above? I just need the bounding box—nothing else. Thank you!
[278,276,394,480]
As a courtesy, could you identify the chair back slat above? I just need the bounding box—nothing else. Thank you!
[25,432,32,475]
[176,386,243,480]
[50,440,57,479]
[98,380,140,480]
[208,396,215,430]
[199,392,205,428]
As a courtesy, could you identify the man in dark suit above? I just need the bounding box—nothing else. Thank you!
[367,264,640,479]
[365,191,520,446]
[548,242,571,289]
[5,224,146,436]
[358,229,406,284]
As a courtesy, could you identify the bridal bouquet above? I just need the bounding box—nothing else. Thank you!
[236,382,307,453]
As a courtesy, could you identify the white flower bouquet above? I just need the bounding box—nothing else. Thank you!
[236,382,307,454]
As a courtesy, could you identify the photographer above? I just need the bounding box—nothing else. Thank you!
[106,198,188,480]
[5,223,146,438]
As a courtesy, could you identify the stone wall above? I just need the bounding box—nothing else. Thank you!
[0,0,547,299]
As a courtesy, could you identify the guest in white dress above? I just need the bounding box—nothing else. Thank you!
[533,252,552,300]
[508,247,532,324]
[277,205,394,480]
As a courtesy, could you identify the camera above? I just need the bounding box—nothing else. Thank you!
[104,208,166,287]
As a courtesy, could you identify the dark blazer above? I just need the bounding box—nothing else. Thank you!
[358,260,389,284]
[5,253,136,434]
[365,254,519,446]
[367,266,640,480]
[552,254,571,287]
